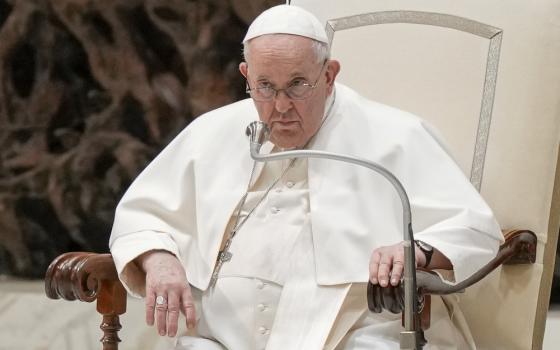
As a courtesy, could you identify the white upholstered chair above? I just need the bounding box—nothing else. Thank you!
[291,0,560,349]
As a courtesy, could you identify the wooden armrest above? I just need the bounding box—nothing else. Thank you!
[501,229,537,265]
[367,229,537,329]
[45,252,126,350]
[417,229,537,295]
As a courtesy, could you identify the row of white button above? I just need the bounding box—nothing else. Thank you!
[274,181,295,193]
[255,278,272,347]
[270,181,296,215]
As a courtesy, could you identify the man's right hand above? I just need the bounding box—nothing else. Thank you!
[136,250,196,337]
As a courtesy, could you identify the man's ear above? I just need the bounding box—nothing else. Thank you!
[239,62,248,78]
[325,60,341,94]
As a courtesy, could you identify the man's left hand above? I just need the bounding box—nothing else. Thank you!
[369,242,427,287]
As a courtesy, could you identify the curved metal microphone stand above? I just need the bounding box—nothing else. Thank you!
[246,121,425,349]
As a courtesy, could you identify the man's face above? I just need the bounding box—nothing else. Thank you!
[239,35,340,149]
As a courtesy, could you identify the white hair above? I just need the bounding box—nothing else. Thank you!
[242,35,330,64]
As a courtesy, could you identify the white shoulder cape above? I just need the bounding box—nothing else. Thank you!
[109,83,503,293]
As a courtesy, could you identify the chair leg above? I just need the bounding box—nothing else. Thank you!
[101,314,122,350]
[97,279,127,350]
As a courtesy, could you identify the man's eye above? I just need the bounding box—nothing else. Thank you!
[290,79,308,87]
[257,82,272,89]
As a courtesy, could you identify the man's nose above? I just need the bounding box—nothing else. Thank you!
[274,90,293,114]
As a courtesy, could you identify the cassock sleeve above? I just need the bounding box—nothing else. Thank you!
[109,125,200,297]
[404,119,504,283]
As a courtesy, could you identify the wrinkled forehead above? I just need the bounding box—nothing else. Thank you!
[245,35,319,77]
[247,34,316,57]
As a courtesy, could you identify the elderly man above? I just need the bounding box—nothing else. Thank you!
[109,4,503,350]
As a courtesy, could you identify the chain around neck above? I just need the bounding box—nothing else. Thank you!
[229,89,337,238]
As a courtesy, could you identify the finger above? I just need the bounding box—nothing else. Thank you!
[155,294,168,336]
[145,290,156,326]
[390,247,406,286]
[182,287,197,329]
[166,292,181,337]
[369,251,382,284]
[378,256,393,287]
[390,260,404,286]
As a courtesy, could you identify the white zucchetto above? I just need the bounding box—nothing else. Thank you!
[242,5,328,44]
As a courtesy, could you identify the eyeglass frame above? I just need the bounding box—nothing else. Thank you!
[245,60,328,101]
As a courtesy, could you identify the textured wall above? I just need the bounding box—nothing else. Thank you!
[0,0,281,277]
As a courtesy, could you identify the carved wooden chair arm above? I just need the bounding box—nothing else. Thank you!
[45,252,126,350]
[367,229,537,329]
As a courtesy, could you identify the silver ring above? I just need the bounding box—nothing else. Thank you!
[155,295,166,306]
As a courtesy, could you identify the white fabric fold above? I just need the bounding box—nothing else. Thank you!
[266,219,351,350]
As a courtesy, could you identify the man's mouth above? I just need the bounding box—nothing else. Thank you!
[271,120,299,127]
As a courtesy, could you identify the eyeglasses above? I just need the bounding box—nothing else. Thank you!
[245,61,327,101]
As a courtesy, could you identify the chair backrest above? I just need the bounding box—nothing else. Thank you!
[292,1,560,349]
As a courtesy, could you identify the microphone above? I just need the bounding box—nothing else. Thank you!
[245,120,424,349]
[245,120,270,154]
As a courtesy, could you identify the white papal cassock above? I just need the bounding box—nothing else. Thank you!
[109,83,504,349]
